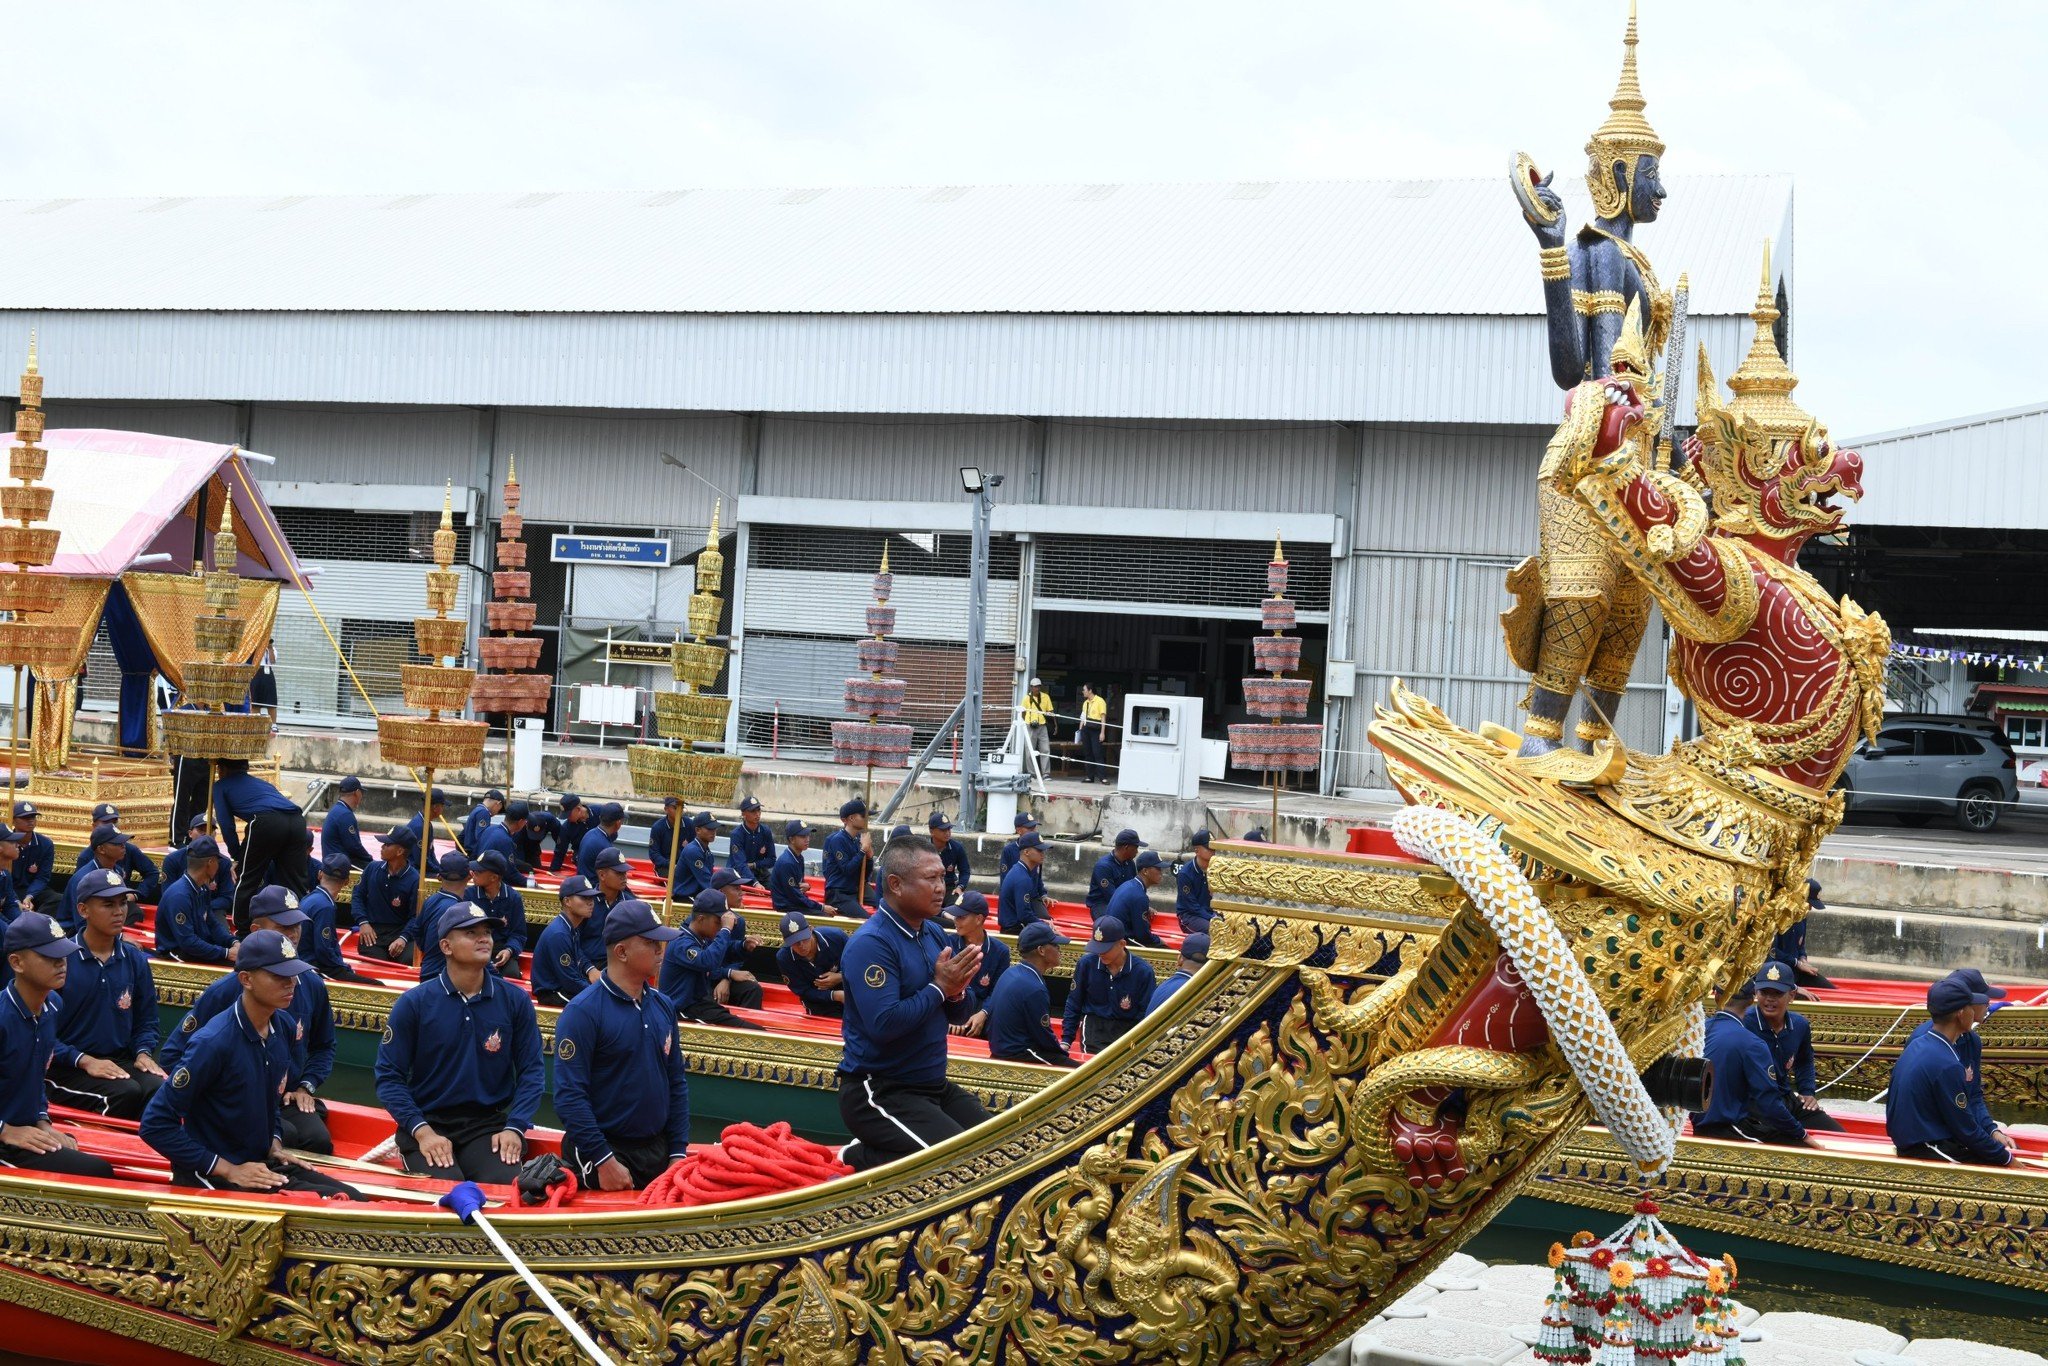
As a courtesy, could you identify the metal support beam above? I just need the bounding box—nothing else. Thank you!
[961,479,994,829]
[879,698,967,824]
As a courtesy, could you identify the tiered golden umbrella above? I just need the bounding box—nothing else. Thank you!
[159,506,273,810]
[467,457,550,780]
[1227,537,1323,838]
[0,336,68,806]
[830,543,912,799]
[377,485,487,912]
[626,503,741,919]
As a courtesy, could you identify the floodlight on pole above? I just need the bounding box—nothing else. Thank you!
[959,467,984,494]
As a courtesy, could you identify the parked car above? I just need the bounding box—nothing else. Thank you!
[1838,720,2019,832]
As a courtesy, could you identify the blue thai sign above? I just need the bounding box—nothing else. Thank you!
[549,534,672,566]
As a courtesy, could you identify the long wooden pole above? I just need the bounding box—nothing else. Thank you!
[417,765,435,925]
[660,799,686,926]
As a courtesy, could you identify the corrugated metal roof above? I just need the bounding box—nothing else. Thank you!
[1848,401,2048,530]
[0,175,1789,317]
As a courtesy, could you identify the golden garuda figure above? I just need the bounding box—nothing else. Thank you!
[1505,0,1674,756]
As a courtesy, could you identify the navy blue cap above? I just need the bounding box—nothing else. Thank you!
[473,850,513,878]
[76,867,134,901]
[1013,812,1038,829]
[784,819,811,839]
[1929,976,1989,1016]
[560,793,582,810]
[557,874,596,900]
[428,788,447,805]
[320,851,353,878]
[603,899,681,945]
[1017,921,1071,953]
[1015,832,1044,851]
[1243,827,1268,842]
[1751,961,1796,993]
[89,824,125,850]
[889,824,912,842]
[436,902,503,941]
[12,800,36,818]
[691,810,717,830]
[236,928,314,977]
[839,798,867,819]
[383,825,418,850]
[1134,850,1164,871]
[599,802,625,823]
[593,846,629,872]
[1807,877,1824,908]
[4,911,76,958]
[662,796,681,809]
[710,867,746,890]
[1189,829,1211,849]
[183,836,221,862]
[1085,918,1127,953]
[1953,967,2008,1001]
[505,800,529,821]
[955,890,989,920]
[0,828,26,844]
[483,788,504,803]
[436,853,470,881]
[92,802,120,824]
[739,796,762,812]
[337,776,362,794]
[1181,932,1211,963]
[1113,828,1144,848]
[248,885,308,927]
[928,811,953,831]
[781,912,816,945]
[689,889,727,921]
[187,812,212,831]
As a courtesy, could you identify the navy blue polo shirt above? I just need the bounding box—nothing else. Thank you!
[647,816,676,880]
[728,820,775,876]
[374,972,545,1133]
[657,925,743,1011]
[1174,859,1212,929]
[1,984,77,1125]
[517,811,563,870]
[771,848,820,914]
[155,874,235,963]
[1694,1010,1804,1138]
[465,884,527,955]
[476,826,528,887]
[1147,969,1194,1014]
[1062,951,1157,1043]
[1103,876,1162,943]
[297,885,349,978]
[53,938,159,1060]
[821,828,865,902]
[353,860,419,932]
[584,893,623,964]
[945,931,1011,1011]
[460,804,495,857]
[776,925,849,1011]
[552,976,691,1164]
[1885,1026,2011,1164]
[1086,852,1135,915]
[212,772,301,862]
[11,830,54,903]
[1744,1005,1818,1097]
[531,912,598,1001]
[997,861,1047,934]
[139,1000,293,1173]
[986,963,1069,1066]
[160,968,335,1094]
[837,902,974,1083]
[575,827,617,878]
[671,837,718,899]
[397,889,468,980]
[557,811,594,871]
[322,802,371,868]
[934,838,971,898]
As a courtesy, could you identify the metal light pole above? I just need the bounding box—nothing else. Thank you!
[959,468,1002,830]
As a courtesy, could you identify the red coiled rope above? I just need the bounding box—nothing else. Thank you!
[640,1122,851,1207]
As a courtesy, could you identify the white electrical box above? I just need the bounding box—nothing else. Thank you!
[1117,694,1205,799]
[1324,660,1357,699]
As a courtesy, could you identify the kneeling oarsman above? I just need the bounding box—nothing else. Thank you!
[986,921,1077,1068]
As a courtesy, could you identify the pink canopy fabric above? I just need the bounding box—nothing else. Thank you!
[1,428,298,580]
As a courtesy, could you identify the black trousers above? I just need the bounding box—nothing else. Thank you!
[0,1140,115,1179]
[1795,1102,1846,1132]
[681,977,764,1030]
[837,1073,991,1171]
[1080,727,1106,780]
[824,891,866,918]
[355,927,410,963]
[561,1133,675,1191]
[1897,1140,2011,1167]
[1692,1119,1807,1146]
[394,1107,526,1184]
[281,1097,333,1155]
[45,1055,164,1120]
[802,998,845,1019]
[174,1158,364,1200]
[232,811,313,933]
[1075,1015,1135,1055]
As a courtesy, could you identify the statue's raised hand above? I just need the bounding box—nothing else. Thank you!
[1520,170,1567,249]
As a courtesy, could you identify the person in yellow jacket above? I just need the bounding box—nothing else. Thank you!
[1020,678,1055,770]
[1078,684,1110,784]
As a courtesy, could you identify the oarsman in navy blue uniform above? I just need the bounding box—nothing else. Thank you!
[928,811,970,905]
[728,796,775,887]
[1102,850,1167,947]
[390,855,472,981]
[998,813,1039,881]
[575,803,624,880]
[161,888,337,1154]
[1063,918,1157,1055]
[351,828,420,963]
[374,902,545,1183]
[552,901,690,1190]
[836,835,988,1171]
[1175,830,1214,934]
[399,788,448,872]
[1769,877,1834,989]
[771,821,824,917]
[587,847,631,961]
[155,837,238,964]
[71,802,161,907]
[47,870,163,1118]
[670,811,721,900]
[59,827,139,935]
[460,789,504,860]
[302,853,373,983]
[161,813,225,888]
[1146,932,1209,1017]
[1745,960,1844,1132]
[775,911,849,1017]
[465,851,527,978]
[648,797,682,883]
[10,802,57,913]
[986,921,1076,1068]
[515,800,566,874]
[1941,967,2019,1156]
[997,833,1049,933]
[945,892,1009,1037]
[476,802,531,888]
[213,758,310,931]
[1691,978,1809,1146]
[322,776,372,869]
[555,796,595,874]
[821,799,872,918]
[531,875,602,1007]
[660,890,764,1028]
[140,929,360,1197]
[0,830,25,930]
[1886,975,2014,1166]
[0,914,115,1177]
[1086,830,1144,919]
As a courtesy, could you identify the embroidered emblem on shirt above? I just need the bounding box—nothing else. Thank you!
[662,1033,672,1056]
[864,964,887,988]
[381,1024,394,1044]
[294,1019,304,1040]
[116,990,132,1011]
[1119,996,1132,1011]
[1956,1092,1969,1108]
[174,913,187,925]
[181,1014,198,1033]
[483,1030,503,1053]
[172,1068,191,1089]
[556,1038,576,1062]
[979,975,991,988]
[559,953,572,967]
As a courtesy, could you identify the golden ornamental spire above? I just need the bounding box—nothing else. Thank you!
[1585,1,1665,218]
[23,329,36,377]
[1273,533,1285,563]
[879,542,890,575]
[433,480,457,568]
[1723,239,1809,436]
[707,498,722,547]
[507,452,518,485]
[440,480,453,528]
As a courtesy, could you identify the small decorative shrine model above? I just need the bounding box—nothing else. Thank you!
[1227,536,1324,834]
[159,506,274,813]
[467,457,550,729]
[1534,1200,1746,1365]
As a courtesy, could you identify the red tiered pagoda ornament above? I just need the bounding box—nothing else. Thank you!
[468,456,549,721]
[1228,536,1323,834]
[0,335,68,804]
[831,543,912,795]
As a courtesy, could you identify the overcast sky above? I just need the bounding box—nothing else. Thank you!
[5,1,2040,434]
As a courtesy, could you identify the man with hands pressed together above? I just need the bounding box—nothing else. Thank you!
[835,835,990,1171]
[0,913,116,1177]
[373,903,545,1183]
[552,900,692,1191]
